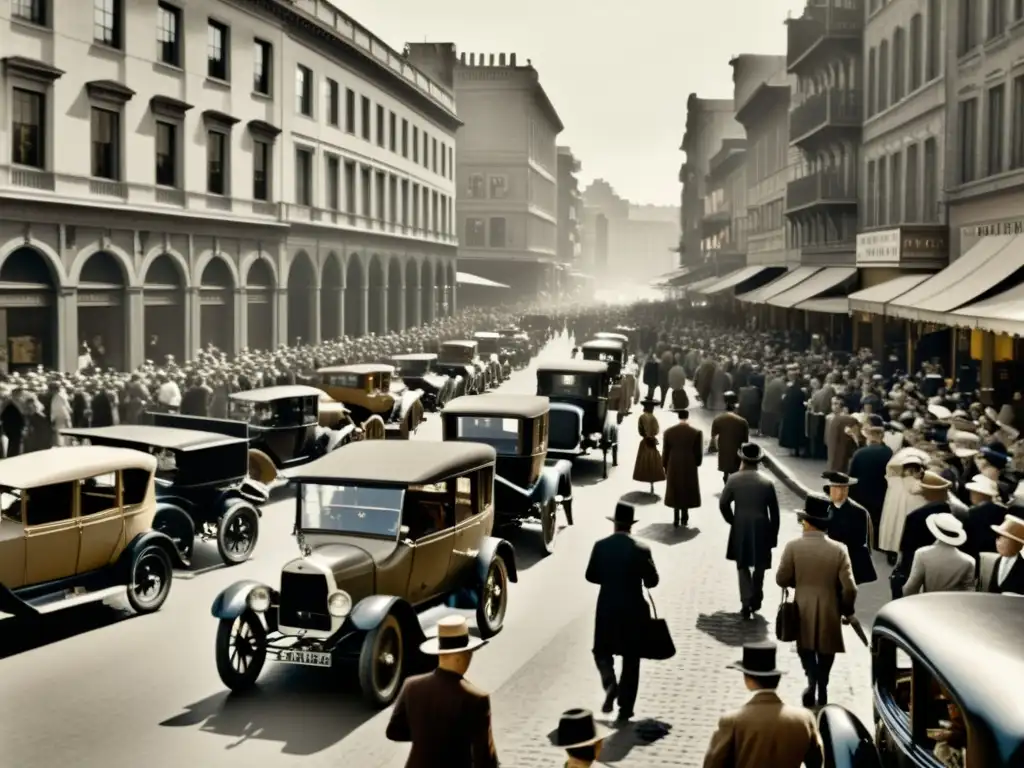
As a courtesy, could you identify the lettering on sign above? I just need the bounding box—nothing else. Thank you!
[78,292,122,307]
[855,229,901,263]
[963,219,1024,238]
[247,293,269,304]
[0,293,49,308]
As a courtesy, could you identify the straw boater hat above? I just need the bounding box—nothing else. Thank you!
[948,429,981,458]
[928,403,953,421]
[992,515,1024,545]
[926,512,968,547]
[964,474,999,497]
[419,615,487,655]
[738,442,764,463]
[547,708,612,749]
[728,642,784,677]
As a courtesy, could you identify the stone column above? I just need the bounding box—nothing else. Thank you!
[58,287,78,372]
[126,286,145,370]
[185,287,200,359]
[410,285,421,327]
[275,287,288,347]
[360,285,369,337]
[450,279,457,315]
[333,288,345,339]
[308,286,322,344]
[378,282,388,335]
[366,165,375,228]
[397,284,406,331]
[235,288,247,353]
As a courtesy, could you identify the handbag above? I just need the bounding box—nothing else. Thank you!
[775,587,800,642]
[638,588,676,660]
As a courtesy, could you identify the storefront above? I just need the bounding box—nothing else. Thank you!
[76,251,127,371]
[142,254,186,362]
[0,246,58,371]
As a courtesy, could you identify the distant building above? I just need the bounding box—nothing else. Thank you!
[556,146,582,267]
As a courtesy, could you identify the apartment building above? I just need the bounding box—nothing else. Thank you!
[556,145,582,276]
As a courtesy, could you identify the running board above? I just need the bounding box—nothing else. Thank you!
[30,585,127,614]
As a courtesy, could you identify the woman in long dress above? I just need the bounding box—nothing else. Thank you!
[878,448,929,563]
[634,398,666,494]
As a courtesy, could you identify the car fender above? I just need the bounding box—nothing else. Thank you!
[326,423,357,451]
[120,529,186,571]
[348,595,425,644]
[398,388,424,420]
[0,584,38,618]
[218,485,268,513]
[477,536,518,584]
[543,460,574,500]
[210,579,276,619]
[816,704,882,768]
[247,448,278,484]
[153,501,196,538]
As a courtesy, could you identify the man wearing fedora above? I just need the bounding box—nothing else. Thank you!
[821,471,876,585]
[585,500,660,723]
[662,389,703,527]
[978,514,1024,594]
[901,512,976,594]
[548,708,611,767]
[776,494,857,708]
[892,471,954,598]
[848,414,892,546]
[963,474,1007,564]
[719,442,780,619]
[385,614,499,768]
[710,391,749,485]
[702,642,823,768]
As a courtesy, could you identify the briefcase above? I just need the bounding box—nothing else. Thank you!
[638,588,676,660]
[775,588,800,643]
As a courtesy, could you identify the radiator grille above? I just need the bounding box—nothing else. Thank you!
[278,571,331,631]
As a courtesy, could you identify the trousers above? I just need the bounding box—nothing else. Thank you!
[594,652,640,717]
[797,648,836,690]
[737,566,766,609]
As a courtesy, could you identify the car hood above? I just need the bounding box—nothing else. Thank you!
[304,542,375,582]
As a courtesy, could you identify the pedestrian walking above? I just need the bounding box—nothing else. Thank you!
[662,390,702,528]
[821,471,877,584]
[902,513,976,595]
[702,642,823,768]
[848,414,893,546]
[892,471,953,598]
[633,398,665,494]
[719,443,780,619]
[962,474,1007,563]
[776,493,858,708]
[585,501,660,723]
[385,614,499,768]
[710,391,749,484]
[978,514,1024,594]
[547,708,611,768]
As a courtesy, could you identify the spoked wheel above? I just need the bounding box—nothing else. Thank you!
[126,545,173,614]
[215,610,267,691]
[153,510,195,566]
[539,498,557,555]
[217,504,260,565]
[358,614,405,707]
[476,556,509,638]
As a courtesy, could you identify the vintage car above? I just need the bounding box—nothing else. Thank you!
[817,593,1024,768]
[496,328,532,369]
[581,338,632,416]
[210,441,517,707]
[473,332,510,382]
[521,313,555,343]
[536,360,620,478]
[153,385,358,486]
[439,340,488,393]
[391,353,457,411]
[441,395,573,553]
[317,364,425,439]
[0,446,178,619]
[62,425,269,566]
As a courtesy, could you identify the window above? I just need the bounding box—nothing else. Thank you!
[422,131,429,167]
[80,474,117,516]
[927,0,941,79]
[489,217,506,247]
[253,140,270,201]
[893,28,906,102]
[440,196,447,234]
[466,218,486,247]
[987,85,1005,176]
[867,49,877,116]
[254,39,272,95]
[295,147,313,206]
[344,161,356,217]
[959,98,978,182]
[376,104,385,146]
[155,121,177,187]
[94,0,121,48]
[207,131,226,195]
[923,138,938,220]
[296,65,313,116]
[157,2,181,66]
[326,155,340,211]
[959,0,978,54]
[1012,75,1024,168]
[401,179,409,225]
[989,0,1006,38]
[375,171,386,222]
[448,146,454,179]
[11,89,44,169]
[207,20,228,80]
[431,191,438,231]
[412,126,419,162]
[490,175,509,198]
[91,108,119,180]
[890,151,902,223]
[345,89,356,133]
[360,96,371,139]
[441,143,447,176]
[361,166,371,219]
[909,15,923,91]
[411,183,420,228]
[12,0,46,25]
[401,118,409,157]
[865,160,876,226]
[389,112,397,151]
[877,156,888,225]
[324,79,339,126]
[432,137,438,172]
[905,144,919,221]
[878,41,889,110]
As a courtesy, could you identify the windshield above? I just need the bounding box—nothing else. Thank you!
[454,415,519,453]
[395,359,430,375]
[540,374,597,398]
[476,338,498,354]
[300,484,404,538]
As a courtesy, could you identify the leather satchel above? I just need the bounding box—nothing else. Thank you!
[638,588,676,660]
[775,588,800,643]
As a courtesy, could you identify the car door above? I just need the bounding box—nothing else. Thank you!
[448,472,490,583]
[0,493,27,590]
[23,482,80,585]
[77,472,125,574]
[406,489,454,604]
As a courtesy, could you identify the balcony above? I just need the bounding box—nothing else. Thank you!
[785,172,857,213]
[787,1,863,72]
[790,89,862,144]
[701,206,731,236]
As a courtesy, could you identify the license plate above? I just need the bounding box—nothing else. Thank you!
[278,650,332,667]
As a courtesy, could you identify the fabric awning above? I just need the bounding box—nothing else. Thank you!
[952,280,1024,334]
[796,297,850,314]
[650,267,690,287]
[457,271,509,288]
[699,266,770,295]
[767,267,857,308]
[887,234,1024,322]
[686,275,721,292]
[739,266,819,304]
[847,273,934,315]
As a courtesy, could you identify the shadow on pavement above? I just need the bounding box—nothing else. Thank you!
[160,664,377,755]
[0,603,132,659]
[502,522,568,572]
[634,523,700,546]
[596,717,673,762]
[619,490,661,506]
[174,540,231,579]
[569,457,615,487]
[695,610,769,647]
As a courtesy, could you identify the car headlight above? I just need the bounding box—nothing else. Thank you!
[328,590,352,617]
[248,586,271,613]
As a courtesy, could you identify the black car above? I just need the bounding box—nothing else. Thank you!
[391,353,457,411]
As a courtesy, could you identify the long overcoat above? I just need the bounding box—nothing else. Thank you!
[662,420,703,509]
[827,500,878,584]
[585,532,660,656]
[719,469,780,569]
[695,360,716,403]
[760,377,785,438]
[710,411,749,474]
[737,385,762,429]
[778,384,808,450]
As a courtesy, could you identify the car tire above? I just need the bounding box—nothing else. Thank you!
[358,613,405,708]
[126,544,173,614]
[217,503,260,565]
[562,498,574,526]
[215,611,267,691]
[540,498,557,555]
[476,556,509,638]
[153,507,195,565]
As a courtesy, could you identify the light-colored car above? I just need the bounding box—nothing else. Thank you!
[316,364,425,439]
[0,445,178,618]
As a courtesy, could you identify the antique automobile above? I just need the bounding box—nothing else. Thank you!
[816,593,1024,768]
[497,327,532,369]
[473,331,509,383]
[536,360,619,478]
[391,353,456,411]
[441,395,573,553]
[210,440,517,707]
[62,425,268,566]
[0,446,178,619]
[153,385,358,486]
[521,313,554,343]
[439,339,488,392]
[317,364,425,440]
[581,338,632,416]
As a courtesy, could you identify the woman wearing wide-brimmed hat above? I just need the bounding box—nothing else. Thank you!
[633,398,666,493]
[878,447,929,562]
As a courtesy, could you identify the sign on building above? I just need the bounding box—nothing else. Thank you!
[856,229,901,264]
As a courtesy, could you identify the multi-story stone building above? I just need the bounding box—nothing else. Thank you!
[556,146,582,267]
[0,0,459,372]
[702,138,749,277]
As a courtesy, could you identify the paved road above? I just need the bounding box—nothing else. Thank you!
[0,337,874,767]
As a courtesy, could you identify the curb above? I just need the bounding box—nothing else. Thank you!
[761,450,813,500]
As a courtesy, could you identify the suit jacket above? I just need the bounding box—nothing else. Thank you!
[826,500,877,584]
[720,469,780,569]
[978,552,1024,594]
[385,668,498,768]
[711,411,749,474]
[586,531,659,656]
[662,420,703,509]
[902,541,976,595]
[963,501,1007,563]
[898,500,948,575]
[702,689,823,768]
[848,443,893,518]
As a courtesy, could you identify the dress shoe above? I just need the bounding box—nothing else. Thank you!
[801,685,816,708]
[741,606,753,620]
[673,510,681,527]
[817,684,828,706]
[602,684,617,714]
[615,710,633,725]
[680,510,690,527]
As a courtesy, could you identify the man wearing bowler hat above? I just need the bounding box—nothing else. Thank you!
[548,708,612,767]
[385,614,498,768]
[702,642,823,768]
[586,500,660,723]
[821,471,877,585]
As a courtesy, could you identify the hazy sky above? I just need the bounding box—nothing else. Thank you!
[343,0,807,206]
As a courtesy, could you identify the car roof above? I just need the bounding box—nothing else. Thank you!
[392,353,437,361]
[290,441,496,485]
[229,385,323,403]
[443,394,549,419]
[473,331,499,338]
[537,360,609,375]
[318,363,394,375]
[874,593,1024,736]
[0,446,157,489]
[596,332,629,340]
[62,425,247,451]
[582,339,624,350]
[442,339,476,347]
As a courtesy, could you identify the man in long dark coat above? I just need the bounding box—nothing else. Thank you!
[847,414,893,548]
[662,390,703,528]
[778,377,808,456]
[760,372,785,438]
[710,392,749,484]
[719,443,780,618]
[821,471,877,584]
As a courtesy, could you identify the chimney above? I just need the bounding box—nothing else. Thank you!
[510,53,517,66]
[499,53,506,65]
[460,52,466,64]
[469,53,475,65]
[489,53,495,66]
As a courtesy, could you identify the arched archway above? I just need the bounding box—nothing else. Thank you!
[420,260,434,325]
[387,258,403,333]
[434,261,446,319]
[368,255,386,335]
[344,257,365,337]
[77,251,128,370]
[321,253,343,340]
[287,251,317,345]
[405,260,420,329]
[198,256,235,354]
[0,247,58,369]
[142,253,186,362]
[245,257,275,350]
[446,261,456,316]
